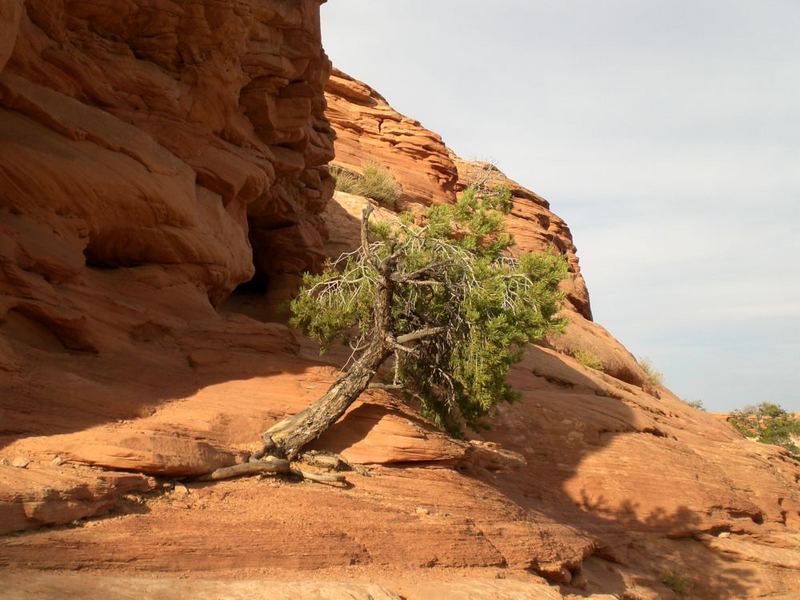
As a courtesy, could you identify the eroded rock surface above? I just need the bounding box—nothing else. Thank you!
[1,0,335,343]
[325,68,458,205]
[1,4,799,600]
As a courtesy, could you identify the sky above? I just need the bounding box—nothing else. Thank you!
[320,0,800,412]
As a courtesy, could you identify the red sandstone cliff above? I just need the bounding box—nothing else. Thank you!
[1,3,799,599]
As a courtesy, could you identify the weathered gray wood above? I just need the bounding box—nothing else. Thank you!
[256,205,398,461]
[198,457,290,481]
[263,338,391,460]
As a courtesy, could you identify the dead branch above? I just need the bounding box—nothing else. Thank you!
[368,382,404,390]
[360,204,381,270]
[198,456,290,481]
[391,341,420,357]
[401,279,443,287]
[396,327,447,345]
[290,468,348,487]
[393,259,451,282]
[197,455,350,487]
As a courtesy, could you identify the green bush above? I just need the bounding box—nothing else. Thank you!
[728,402,800,459]
[573,349,602,370]
[638,357,663,389]
[330,166,362,194]
[662,570,691,596]
[331,162,400,209]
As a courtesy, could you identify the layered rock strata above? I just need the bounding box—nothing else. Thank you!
[0,0,335,339]
[1,3,799,599]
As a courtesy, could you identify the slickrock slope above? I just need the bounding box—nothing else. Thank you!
[1,3,799,599]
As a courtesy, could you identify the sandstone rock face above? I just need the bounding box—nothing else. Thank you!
[325,68,458,205]
[0,572,584,600]
[324,70,592,321]
[1,0,334,337]
[0,1,22,73]
[1,5,800,600]
[0,464,154,534]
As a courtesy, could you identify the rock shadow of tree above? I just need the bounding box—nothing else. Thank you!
[463,345,762,599]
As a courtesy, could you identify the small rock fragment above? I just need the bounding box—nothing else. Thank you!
[717,531,731,538]
[51,456,64,466]
[11,456,30,469]
[172,483,190,497]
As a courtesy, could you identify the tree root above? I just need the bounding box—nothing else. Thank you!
[197,456,289,481]
[290,468,348,487]
[300,450,348,471]
[197,455,349,487]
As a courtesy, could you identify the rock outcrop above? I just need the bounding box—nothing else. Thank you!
[1,3,799,599]
[325,68,458,205]
[1,0,335,343]
[323,70,651,387]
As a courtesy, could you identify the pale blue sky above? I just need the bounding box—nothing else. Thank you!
[321,1,800,411]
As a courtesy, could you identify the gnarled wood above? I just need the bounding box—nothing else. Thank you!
[257,204,396,461]
[262,338,391,460]
[199,456,290,481]
[198,456,349,486]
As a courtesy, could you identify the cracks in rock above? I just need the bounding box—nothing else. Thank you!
[531,369,575,389]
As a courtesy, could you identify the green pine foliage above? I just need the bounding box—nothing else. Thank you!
[290,185,568,434]
[728,402,800,459]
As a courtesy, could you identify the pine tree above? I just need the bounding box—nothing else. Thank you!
[257,186,568,461]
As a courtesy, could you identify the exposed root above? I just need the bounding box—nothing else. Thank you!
[197,456,289,481]
[299,450,372,477]
[300,450,349,471]
[290,468,349,487]
[197,455,349,487]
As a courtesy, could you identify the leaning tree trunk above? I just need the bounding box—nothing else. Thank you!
[259,205,397,461]
[259,338,392,460]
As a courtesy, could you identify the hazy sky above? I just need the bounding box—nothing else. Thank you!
[321,1,800,412]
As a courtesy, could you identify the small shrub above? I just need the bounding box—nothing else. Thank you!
[573,349,602,370]
[638,357,663,389]
[462,161,502,193]
[331,162,400,209]
[683,399,705,411]
[330,165,363,194]
[728,402,800,459]
[662,570,691,596]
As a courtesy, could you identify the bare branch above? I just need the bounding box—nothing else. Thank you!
[393,259,452,282]
[392,341,420,357]
[289,467,348,487]
[360,204,381,269]
[198,456,290,481]
[396,327,447,345]
[368,383,404,390]
[401,279,443,287]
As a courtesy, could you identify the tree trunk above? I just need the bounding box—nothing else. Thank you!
[261,338,391,460]
[258,204,396,462]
